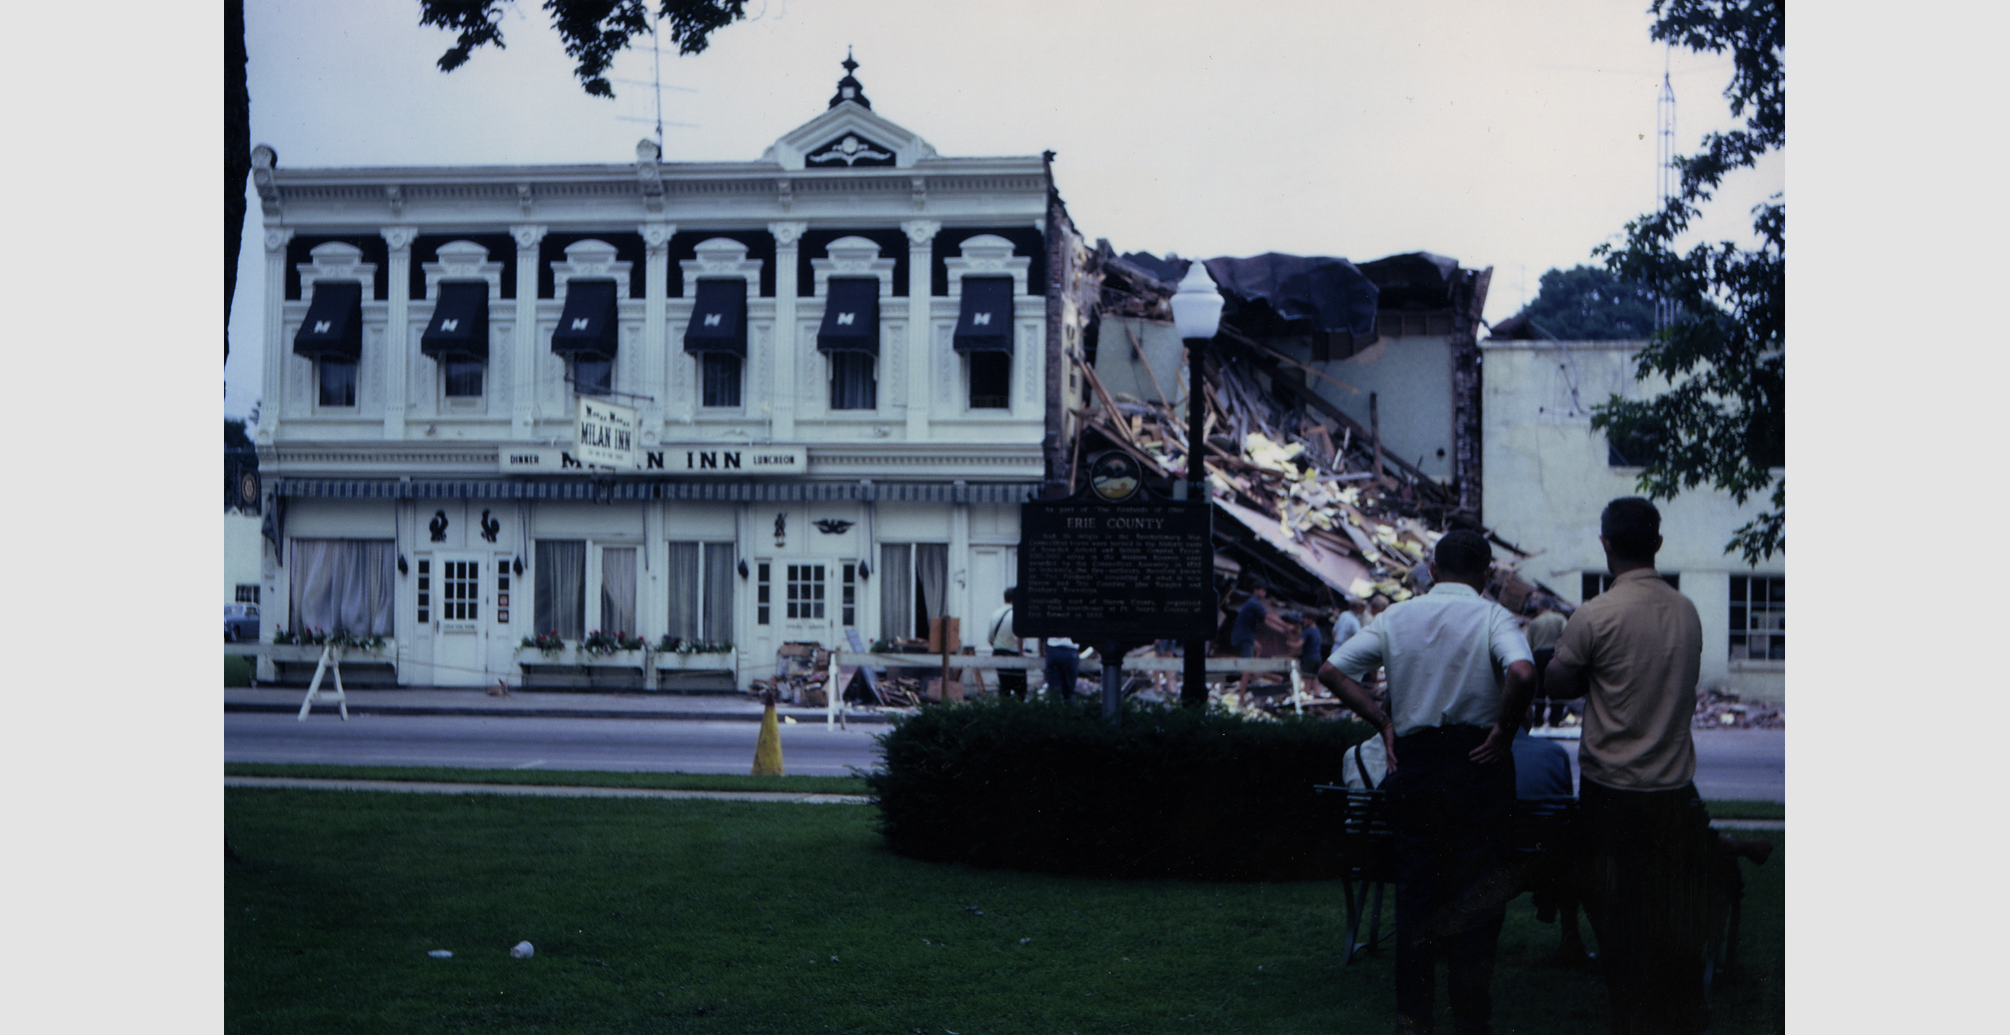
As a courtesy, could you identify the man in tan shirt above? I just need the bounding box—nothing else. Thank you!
[1545,497,1713,1035]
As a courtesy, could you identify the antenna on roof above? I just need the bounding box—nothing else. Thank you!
[1654,47,1678,331]
[613,13,699,144]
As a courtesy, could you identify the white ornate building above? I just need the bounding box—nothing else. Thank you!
[250,59,1092,687]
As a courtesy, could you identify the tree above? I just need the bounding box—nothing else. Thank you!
[223,1,749,363]
[1591,0,1784,564]
[1520,265,1662,341]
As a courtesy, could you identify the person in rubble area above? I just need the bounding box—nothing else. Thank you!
[1297,613,1325,699]
[1543,497,1715,1035]
[1320,530,1538,1035]
[1230,579,1294,696]
[1332,596,1367,651]
[1523,600,1568,727]
[1369,592,1392,618]
[1040,632,1080,702]
[988,587,1025,700]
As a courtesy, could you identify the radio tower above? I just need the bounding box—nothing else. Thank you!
[1654,51,1679,331]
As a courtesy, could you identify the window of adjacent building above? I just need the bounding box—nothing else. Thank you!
[570,356,613,397]
[444,359,484,398]
[318,359,357,407]
[756,562,771,625]
[667,542,736,643]
[877,542,947,641]
[968,352,1010,409]
[830,352,876,410]
[288,539,395,635]
[534,540,586,639]
[235,584,260,605]
[1729,575,1784,661]
[1581,571,1680,600]
[787,564,827,620]
[701,352,742,408]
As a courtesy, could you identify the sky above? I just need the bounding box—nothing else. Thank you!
[224,0,1783,421]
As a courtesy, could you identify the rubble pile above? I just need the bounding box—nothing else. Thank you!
[1693,688,1785,730]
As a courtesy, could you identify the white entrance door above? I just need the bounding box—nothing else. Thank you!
[431,553,487,686]
[780,560,836,648]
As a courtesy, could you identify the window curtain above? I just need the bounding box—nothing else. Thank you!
[665,542,701,641]
[830,353,876,410]
[601,547,637,636]
[703,543,736,643]
[879,543,912,641]
[535,540,586,639]
[915,543,949,626]
[288,539,395,635]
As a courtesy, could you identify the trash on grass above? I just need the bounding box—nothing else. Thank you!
[428,950,453,959]
[510,941,535,959]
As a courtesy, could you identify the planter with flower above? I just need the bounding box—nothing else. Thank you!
[653,635,736,671]
[268,627,392,664]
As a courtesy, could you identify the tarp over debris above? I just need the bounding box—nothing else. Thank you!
[1202,253,1380,339]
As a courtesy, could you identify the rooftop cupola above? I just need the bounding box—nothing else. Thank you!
[827,48,871,110]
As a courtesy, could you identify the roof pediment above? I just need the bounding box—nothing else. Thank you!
[763,101,937,171]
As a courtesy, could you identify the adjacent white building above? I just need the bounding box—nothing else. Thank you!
[249,60,1091,688]
[1480,336,1784,702]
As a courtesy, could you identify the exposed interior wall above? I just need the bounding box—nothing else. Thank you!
[1305,333,1456,482]
[1480,339,1785,701]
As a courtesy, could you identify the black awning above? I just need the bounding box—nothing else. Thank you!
[550,279,619,357]
[816,278,880,355]
[683,279,747,356]
[420,282,489,361]
[952,277,1015,353]
[292,281,363,359]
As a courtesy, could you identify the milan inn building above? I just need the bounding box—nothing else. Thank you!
[250,60,1091,687]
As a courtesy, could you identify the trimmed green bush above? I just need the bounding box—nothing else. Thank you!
[867,700,1374,882]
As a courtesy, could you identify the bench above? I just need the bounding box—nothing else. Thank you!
[1314,785,1747,987]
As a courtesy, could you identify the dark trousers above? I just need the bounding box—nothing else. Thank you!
[1529,648,1566,726]
[994,649,1026,699]
[1043,645,1079,701]
[1576,779,1715,1035]
[1390,725,1517,1034]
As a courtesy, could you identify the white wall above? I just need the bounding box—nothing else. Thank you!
[1481,339,1785,701]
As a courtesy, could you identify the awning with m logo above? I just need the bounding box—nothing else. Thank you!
[550,279,619,358]
[292,281,362,359]
[952,277,1014,353]
[815,278,879,356]
[420,282,489,361]
[683,279,747,357]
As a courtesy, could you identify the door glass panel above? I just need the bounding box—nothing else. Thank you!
[443,560,479,621]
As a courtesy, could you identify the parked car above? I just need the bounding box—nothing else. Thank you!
[225,602,260,642]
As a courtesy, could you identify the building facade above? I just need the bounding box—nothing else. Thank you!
[250,62,1087,687]
[1480,336,1785,702]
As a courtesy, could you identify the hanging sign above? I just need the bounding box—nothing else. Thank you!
[575,397,637,469]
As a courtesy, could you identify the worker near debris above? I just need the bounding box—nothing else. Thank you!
[1296,613,1325,699]
[1320,530,1538,1035]
[1230,579,1294,696]
[1333,596,1367,650]
[989,587,1025,700]
[1523,600,1568,727]
[1041,633,1080,703]
[1543,497,1712,1035]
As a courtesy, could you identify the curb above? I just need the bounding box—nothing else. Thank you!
[225,775,871,803]
[223,702,890,723]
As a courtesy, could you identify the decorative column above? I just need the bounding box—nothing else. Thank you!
[639,222,674,439]
[902,220,941,439]
[259,227,293,442]
[381,226,417,439]
[767,221,808,442]
[511,224,547,436]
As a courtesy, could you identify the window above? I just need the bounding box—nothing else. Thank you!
[416,559,430,624]
[830,352,876,410]
[497,566,510,625]
[787,564,827,619]
[444,359,484,398]
[842,562,857,627]
[601,547,637,635]
[570,356,612,396]
[701,352,741,407]
[1581,572,1680,600]
[534,540,586,639]
[442,559,479,622]
[877,543,947,641]
[288,540,395,635]
[969,352,1010,409]
[1729,575,1784,661]
[756,562,771,624]
[318,359,357,407]
[668,542,736,642]
[235,584,260,605]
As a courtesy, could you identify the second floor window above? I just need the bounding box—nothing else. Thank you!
[969,352,1010,409]
[830,352,876,410]
[444,359,483,398]
[702,353,742,408]
[319,359,357,407]
[570,356,612,396]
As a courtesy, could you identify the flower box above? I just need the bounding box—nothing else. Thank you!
[515,645,646,690]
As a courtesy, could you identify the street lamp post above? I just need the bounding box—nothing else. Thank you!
[1170,261,1224,710]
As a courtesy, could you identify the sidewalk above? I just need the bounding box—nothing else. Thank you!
[224,686,891,723]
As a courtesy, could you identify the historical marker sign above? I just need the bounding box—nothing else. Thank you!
[1016,496,1214,639]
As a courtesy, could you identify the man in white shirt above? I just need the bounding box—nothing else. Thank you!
[987,587,1026,699]
[1320,530,1537,1035]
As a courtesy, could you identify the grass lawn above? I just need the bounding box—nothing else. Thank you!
[225,763,870,797]
[226,790,1783,1034]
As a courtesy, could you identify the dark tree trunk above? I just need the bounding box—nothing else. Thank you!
[225,0,250,364]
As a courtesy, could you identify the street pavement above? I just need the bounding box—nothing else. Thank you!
[224,687,1786,802]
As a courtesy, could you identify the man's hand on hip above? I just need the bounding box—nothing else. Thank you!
[1468,723,1513,765]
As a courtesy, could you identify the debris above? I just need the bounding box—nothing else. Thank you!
[1694,689,1784,730]
[428,950,453,959]
[510,941,534,959]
